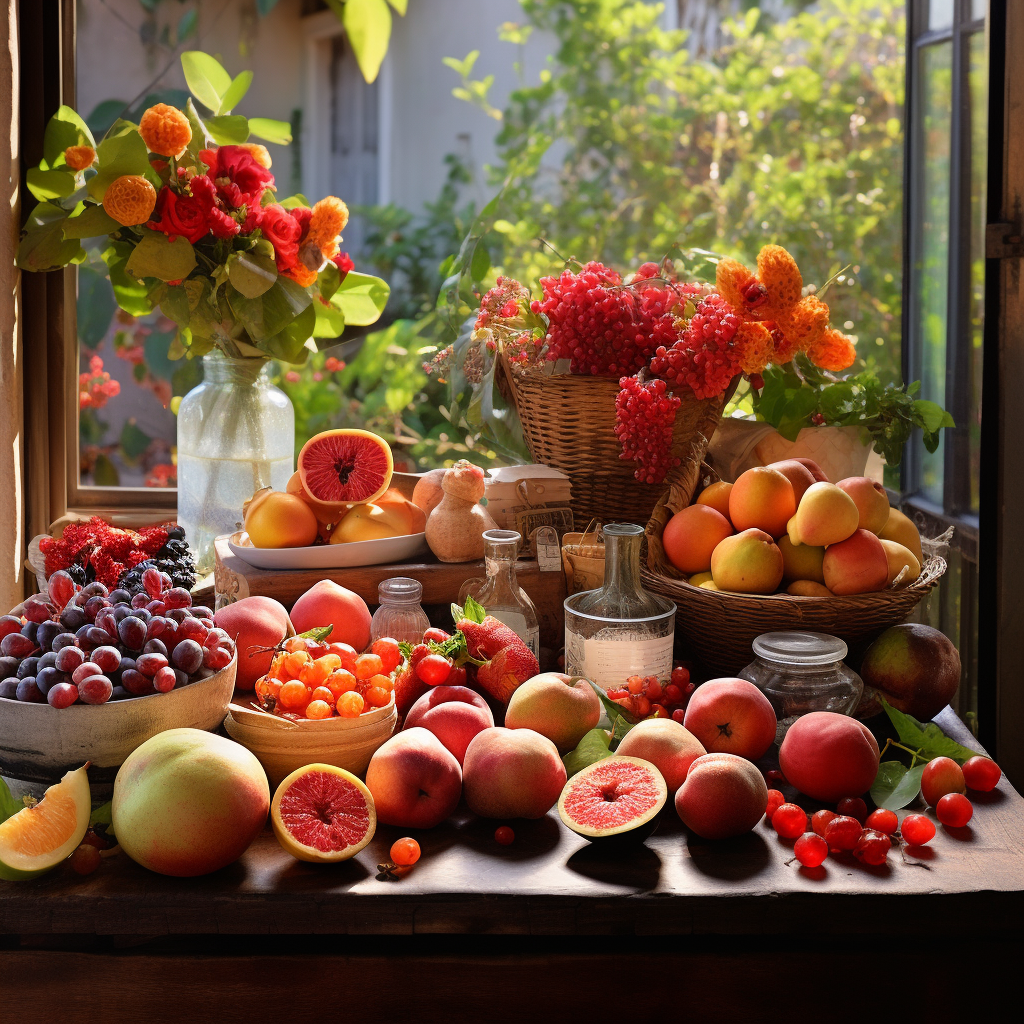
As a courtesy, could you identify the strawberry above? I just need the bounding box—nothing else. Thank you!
[456,615,539,704]
[392,661,429,720]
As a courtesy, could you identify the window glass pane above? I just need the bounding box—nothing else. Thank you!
[929,0,955,30]
[971,0,987,23]
[967,30,988,512]
[912,41,953,504]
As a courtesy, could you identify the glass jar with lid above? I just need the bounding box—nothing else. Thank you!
[370,577,431,644]
[738,631,863,744]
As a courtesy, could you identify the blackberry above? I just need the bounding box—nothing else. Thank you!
[117,533,197,594]
[65,563,88,588]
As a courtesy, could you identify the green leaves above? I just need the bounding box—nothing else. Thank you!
[87,128,157,202]
[218,70,254,115]
[0,777,22,826]
[125,230,197,283]
[451,595,487,625]
[563,728,613,778]
[342,0,392,83]
[881,699,983,764]
[181,51,233,113]
[226,276,312,342]
[248,118,293,145]
[330,271,390,326]
[227,251,279,299]
[27,167,77,201]
[42,105,95,167]
[204,115,250,146]
[588,680,639,740]
[870,762,926,810]
[16,202,83,271]
[63,205,120,239]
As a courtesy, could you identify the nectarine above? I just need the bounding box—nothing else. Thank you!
[462,727,566,819]
[404,685,494,765]
[778,711,880,802]
[675,752,769,840]
[710,529,784,594]
[662,504,733,575]
[822,529,888,595]
[504,673,601,753]
[289,580,372,652]
[615,718,706,793]
[729,467,796,538]
[683,677,777,760]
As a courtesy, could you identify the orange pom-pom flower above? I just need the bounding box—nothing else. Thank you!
[715,257,755,311]
[139,103,193,158]
[780,294,830,349]
[807,328,857,372]
[755,244,803,318]
[64,145,95,171]
[735,321,775,375]
[307,196,349,257]
[102,174,157,226]
[284,264,318,287]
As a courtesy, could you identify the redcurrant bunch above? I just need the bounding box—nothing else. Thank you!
[613,374,682,484]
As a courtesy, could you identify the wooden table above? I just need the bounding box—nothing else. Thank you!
[3,708,1023,1022]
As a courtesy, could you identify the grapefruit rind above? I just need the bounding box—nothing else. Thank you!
[297,429,394,510]
[0,765,91,880]
[557,755,667,842]
[271,763,377,863]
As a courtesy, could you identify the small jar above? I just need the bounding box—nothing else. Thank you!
[370,577,430,644]
[738,631,863,744]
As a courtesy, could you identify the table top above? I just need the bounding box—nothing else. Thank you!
[2,708,1022,939]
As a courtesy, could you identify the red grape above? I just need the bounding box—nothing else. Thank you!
[936,793,973,828]
[171,639,204,675]
[853,828,891,866]
[823,815,863,852]
[900,813,936,846]
[71,662,102,685]
[177,617,209,645]
[0,614,24,639]
[47,570,78,610]
[152,666,177,693]
[494,826,515,845]
[131,593,150,610]
[70,843,102,875]
[78,674,112,705]
[671,708,685,723]
[203,628,231,650]
[1,633,36,658]
[121,669,153,695]
[146,600,166,616]
[143,639,168,658]
[143,566,165,598]
[163,587,192,610]
[771,804,808,839]
[765,789,785,822]
[962,756,1001,792]
[16,679,44,702]
[90,646,121,674]
[117,616,147,651]
[23,596,55,623]
[203,645,232,671]
[47,681,79,708]
[136,653,169,678]
[864,808,899,835]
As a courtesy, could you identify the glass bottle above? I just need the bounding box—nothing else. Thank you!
[563,523,676,690]
[177,352,294,574]
[459,530,540,658]
[370,577,431,645]
[738,631,864,744]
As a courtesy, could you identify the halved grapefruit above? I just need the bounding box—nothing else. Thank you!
[271,764,376,863]
[297,429,394,510]
[0,765,91,880]
[557,755,667,844]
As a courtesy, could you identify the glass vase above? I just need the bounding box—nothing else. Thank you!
[176,351,294,573]
[370,578,431,645]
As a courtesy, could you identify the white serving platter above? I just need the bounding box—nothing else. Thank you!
[227,530,428,570]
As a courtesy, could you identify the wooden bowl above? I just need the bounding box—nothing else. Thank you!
[224,697,397,788]
[0,658,237,785]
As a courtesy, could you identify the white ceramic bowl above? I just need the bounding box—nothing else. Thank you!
[227,530,428,570]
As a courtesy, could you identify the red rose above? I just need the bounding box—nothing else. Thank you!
[148,186,209,244]
[189,174,239,240]
[201,146,274,207]
[261,204,306,270]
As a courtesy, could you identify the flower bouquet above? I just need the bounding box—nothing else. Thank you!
[17,51,390,568]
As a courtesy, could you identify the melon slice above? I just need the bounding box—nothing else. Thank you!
[297,429,393,509]
[557,755,667,844]
[271,764,376,863]
[0,765,91,880]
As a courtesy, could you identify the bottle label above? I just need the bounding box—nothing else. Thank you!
[492,610,541,660]
[564,629,674,690]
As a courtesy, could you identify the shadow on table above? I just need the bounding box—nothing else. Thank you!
[267,855,373,889]
[566,841,662,890]
[685,830,771,880]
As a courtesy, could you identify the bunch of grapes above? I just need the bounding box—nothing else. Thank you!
[613,374,682,484]
[606,664,696,721]
[649,293,743,400]
[0,568,234,708]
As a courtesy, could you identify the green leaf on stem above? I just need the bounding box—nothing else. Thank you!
[181,51,232,113]
[63,204,120,239]
[87,129,158,201]
[226,276,312,342]
[563,728,613,778]
[218,71,253,114]
[42,105,95,167]
[880,698,984,764]
[451,595,487,625]
[89,801,113,827]
[330,271,390,326]
[247,118,293,145]
[125,230,197,283]
[870,761,925,810]
[15,202,83,271]
[296,626,334,643]
[343,0,392,83]
[587,680,639,740]
[27,167,77,201]
[227,250,278,299]
[262,303,317,364]
[104,254,155,316]
[158,284,191,327]
[204,115,250,146]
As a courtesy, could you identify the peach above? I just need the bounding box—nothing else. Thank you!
[786,580,832,597]
[286,470,348,526]
[504,672,601,753]
[786,482,859,547]
[728,466,796,538]
[615,718,706,794]
[880,539,920,587]
[837,476,890,534]
[822,529,888,595]
[412,468,447,516]
[244,489,318,548]
[661,505,733,574]
[921,756,966,807]
[695,481,733,520]
[213,596,291,690]
[710,528,784,594]
[689,571,714,587]
[792,457,828,482]
[377,492,427,534]
[778,711,880,802]
[769,459,817,505]
[364,728,462,828]
[404,685,494,765]
[289,579,372,652]
[879,508,924,564]
[462,727,566,819]
[683,677,777,760]
[778,534,825,584]
[331,502,408,543]
[112,728,270,877]
[674,752,769,840]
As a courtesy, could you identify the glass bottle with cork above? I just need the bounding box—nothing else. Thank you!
[563,523,676,690]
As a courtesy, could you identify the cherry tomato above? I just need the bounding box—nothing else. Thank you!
[423,628,451,645]
[415,653,452,686]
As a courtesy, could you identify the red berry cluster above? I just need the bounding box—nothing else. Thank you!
[606,664,695,721]
[474,275,533,330]
[613,375,682,484]
[650,293,743,400]
[39,518,169,589]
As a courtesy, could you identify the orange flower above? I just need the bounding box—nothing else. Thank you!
[755,245,803,318]
[240,143,272,169]
[139,103,192,158]
[64,145,95,171]
[769,323,802,364]
[807,328,857,372]
[715,257,755,311]
[306,196,349,257]
[734,322,774,374]
[284,264,318,287]
[779,295,830,350]
[102,174,157,226]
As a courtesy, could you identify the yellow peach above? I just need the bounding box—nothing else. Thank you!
[879,508,924,564]
[778,535,826,584]
[822,529,889,595]
[787,482,859,547]
[695,481,734,521]
[710,528,784,594]
[786,580,833,597]
[244,489,318,548]
[688,571,714,587]
[769,459,817,506]
[331,503,407,543]
[879,539,921,588]
[728,467,796,539]
[837,476,891,534]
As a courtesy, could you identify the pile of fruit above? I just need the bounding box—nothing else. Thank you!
[243,429,426,550]
[661,456,925,596]
[606,664,696,722]
[0,568,234,707]
[39,518,197,592]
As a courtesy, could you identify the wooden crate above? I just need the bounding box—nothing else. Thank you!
[213,535,568,660]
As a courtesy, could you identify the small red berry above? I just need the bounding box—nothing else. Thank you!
[836,796,867,823]
[771,803,808,840]
[390,837,421,866]
[864,808,899,835]
[494,826,515,845]
[671,708,685,724]
[853,828,891,866]
[900,813,936,846]
[793,832,829,868]
[936,792,973,828]
[812,809,837,837]
[765,769,787,788]
[765,789,785,822]
[70,843,102,875]
[823,815,863,853]
[962,756,1001,792]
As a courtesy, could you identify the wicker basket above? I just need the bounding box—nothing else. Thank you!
[497,356,727,526]
[642,464,947,675]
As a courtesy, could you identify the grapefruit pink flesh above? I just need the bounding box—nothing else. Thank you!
[557,756,667,839]
[298,429,393,508]
[271,764,376,863]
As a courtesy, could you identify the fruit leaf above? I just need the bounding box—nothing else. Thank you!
[880,698,984,764]
[452,595,487,626]
[89,800,113,827]
[218,70,254,115]
[42,104,95,167]
[63,204,120,239]
[563,728,612,778]
[27,167,77,201]
[0,777,22,826]
[227,250,278,299]
[870,761,925,810]
[342,0,392,84]
[181,50,233,113]
[15,202,83,271]
[296,626,334,643]
[204,114,250,146]
[587,680,639,738]
[329,271,390,326]
[87,128,159,202]
[247,117,293,145]
[125,230,197,283]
